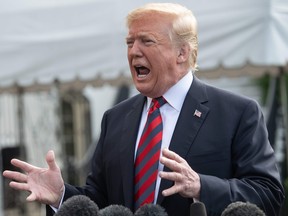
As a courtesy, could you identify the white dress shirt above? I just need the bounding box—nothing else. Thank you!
[134,71,193,203]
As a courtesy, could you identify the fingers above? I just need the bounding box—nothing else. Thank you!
[159,170,181,182]
[10,159,35,173]
[160,148,187,173]
[162,184,182,197]
[162,148,186,163]
[9,181,30,192]
[3,170,32,197]
[159,148,186,196]
[46,150,58,171]
[3,170,27,182]
[10,182,36,202]
[159,148,201,199]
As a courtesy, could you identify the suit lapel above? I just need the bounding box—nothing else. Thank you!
[157,76,210,204]
[119,95,145,208]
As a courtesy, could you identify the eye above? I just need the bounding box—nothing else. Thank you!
[126,40,134,48]
[142,38,155,46]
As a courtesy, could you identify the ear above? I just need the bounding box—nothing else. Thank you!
[176,44,190,64]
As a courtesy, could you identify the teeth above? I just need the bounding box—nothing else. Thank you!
[138,74,147,78]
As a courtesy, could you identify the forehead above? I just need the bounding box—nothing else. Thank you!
[127,13,173,38]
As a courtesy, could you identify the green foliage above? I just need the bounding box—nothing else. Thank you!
[253,74,270,105]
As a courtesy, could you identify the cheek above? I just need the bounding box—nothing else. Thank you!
[156,56,177,77]
[156,63,180,89]
[127,52,132,64]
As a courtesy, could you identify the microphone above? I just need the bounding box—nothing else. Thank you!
[221,201,266,216]
[99,204,133,216]
[134,204,168,216]
[55,195,99,216]
[190,202,207,216]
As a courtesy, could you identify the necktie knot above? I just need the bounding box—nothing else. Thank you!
[150,96,166,113]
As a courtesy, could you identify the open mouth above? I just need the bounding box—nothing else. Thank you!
[135,65,150,78]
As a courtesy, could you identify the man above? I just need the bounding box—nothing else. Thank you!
[3,3,284,216]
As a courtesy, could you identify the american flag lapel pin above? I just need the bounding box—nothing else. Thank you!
[193,109,202,118]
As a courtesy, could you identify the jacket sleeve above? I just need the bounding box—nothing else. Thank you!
[199,100,284,216]
[46,111,110,215]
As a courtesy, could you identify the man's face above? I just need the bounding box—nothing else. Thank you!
[126,13,184,98]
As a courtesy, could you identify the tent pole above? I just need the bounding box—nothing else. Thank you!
[16,86,27,214]
[16,86,25,159]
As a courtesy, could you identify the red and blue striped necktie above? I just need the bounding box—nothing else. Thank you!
[134,96,166,210]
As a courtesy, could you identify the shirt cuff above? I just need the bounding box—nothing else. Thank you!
[50,187,66,212]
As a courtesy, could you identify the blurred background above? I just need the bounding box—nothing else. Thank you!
[0,0,287,215]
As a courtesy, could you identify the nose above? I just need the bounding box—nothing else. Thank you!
[128,41,143,58]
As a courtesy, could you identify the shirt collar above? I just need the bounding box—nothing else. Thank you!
[146,71,193,112]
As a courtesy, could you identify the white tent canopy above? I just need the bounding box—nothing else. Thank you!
[0,0,287,92]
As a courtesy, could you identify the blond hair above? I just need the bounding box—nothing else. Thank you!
[126,3,198,70]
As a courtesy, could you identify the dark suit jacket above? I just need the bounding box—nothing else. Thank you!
[47,76,284,216]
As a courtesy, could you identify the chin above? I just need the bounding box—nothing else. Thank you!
[136,88,152,98]
[135,83,162,98]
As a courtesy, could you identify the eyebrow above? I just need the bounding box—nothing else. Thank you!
[126,32,156,41]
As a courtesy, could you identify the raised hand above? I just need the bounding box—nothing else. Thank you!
[159,148,201,199]
[3,150,65,208]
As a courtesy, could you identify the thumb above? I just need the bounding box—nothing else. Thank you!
[46,150,58,171]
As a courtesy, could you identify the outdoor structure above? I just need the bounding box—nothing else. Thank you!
[0,0,287,215]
